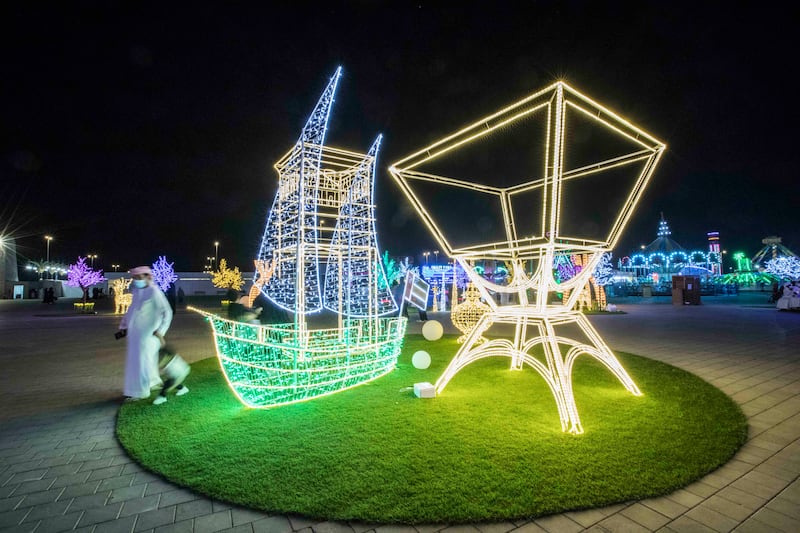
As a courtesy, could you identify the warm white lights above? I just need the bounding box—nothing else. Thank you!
[450,283,493,344]
[390,81,665,434]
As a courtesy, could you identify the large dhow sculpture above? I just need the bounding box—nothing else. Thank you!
[390,81,665,433]
[193,68,406,408]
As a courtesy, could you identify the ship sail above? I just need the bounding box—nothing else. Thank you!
[323,136,398,317]
[257,67,342,313]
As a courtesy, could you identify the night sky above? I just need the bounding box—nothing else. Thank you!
[3,2,797,274]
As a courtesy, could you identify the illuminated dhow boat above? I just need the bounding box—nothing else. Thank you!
[193,67,406,408]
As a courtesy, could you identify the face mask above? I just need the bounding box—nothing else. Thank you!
[132,279,148,289]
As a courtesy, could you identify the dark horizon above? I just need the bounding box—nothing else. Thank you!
[2,3,797,275]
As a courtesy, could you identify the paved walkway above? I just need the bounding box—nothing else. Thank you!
[1,294,798,532]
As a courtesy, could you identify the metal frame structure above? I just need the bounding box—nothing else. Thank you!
[390,81,665,433]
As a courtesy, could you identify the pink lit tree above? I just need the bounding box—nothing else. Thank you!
[66,256,106,304]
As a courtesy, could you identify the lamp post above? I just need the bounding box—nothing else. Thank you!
[112,264,120,272]
[45,235,53,263]
[88,254,97,268]
[214,241,219,269]
[433,250,439,264]
[423,251,430,265]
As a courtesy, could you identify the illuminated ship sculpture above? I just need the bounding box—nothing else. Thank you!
[193,68,406,408]
[391,81,665,433]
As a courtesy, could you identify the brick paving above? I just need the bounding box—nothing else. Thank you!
[1,293,798,532]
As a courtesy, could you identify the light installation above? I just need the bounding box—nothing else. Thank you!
[151,256,178,292]
[66,256,106,305]
[111,277,132,314]
[593,253,615,286]
[563,253,608,311]
[211,258,244,293]
[192,67,406,408]
[390,81,665,434]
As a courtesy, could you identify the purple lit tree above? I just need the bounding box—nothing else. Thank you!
[66,256,106,304]
[151,256,178,292]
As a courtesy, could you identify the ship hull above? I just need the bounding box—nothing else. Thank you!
[195,309,407,408]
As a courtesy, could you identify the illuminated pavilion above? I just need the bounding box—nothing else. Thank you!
[618,214,722,281]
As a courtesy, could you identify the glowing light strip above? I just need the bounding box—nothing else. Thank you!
[393,88,557,169]
[562,83,664,147]
[606,149,665,248]
[396,169,505,195]
[565,100,660,152]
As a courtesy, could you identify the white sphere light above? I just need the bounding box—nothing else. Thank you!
[422,320,444,341]
[412,350,431,369]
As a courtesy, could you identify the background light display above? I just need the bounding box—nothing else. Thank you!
[212,258,244,293]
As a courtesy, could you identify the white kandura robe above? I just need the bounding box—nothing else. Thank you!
[119,283,173,398]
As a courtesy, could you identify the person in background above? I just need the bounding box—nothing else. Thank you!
[115,266,173,400]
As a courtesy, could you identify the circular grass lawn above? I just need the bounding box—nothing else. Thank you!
[117,335,747,524]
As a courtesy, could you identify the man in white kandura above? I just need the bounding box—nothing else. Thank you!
[116,266,172,400]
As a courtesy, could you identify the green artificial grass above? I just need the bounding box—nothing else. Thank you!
[117,335,747,523]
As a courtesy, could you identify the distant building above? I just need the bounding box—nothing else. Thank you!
[618,214,720,280]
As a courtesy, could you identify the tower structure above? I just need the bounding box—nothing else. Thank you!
[707,231,722,275]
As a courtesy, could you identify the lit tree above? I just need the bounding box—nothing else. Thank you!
[733,252,752,272]
[212,258,244,294]
[383,251,402,287]
[397,256,418,281]
[765,257,800,281]
[151,255,178,292]
[593,253,615,286]
[66,256,106,304]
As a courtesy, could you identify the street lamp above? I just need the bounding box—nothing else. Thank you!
[214,241,219,268]
[433,250,439,264]
[45,235,53,262]
[112,264,120,272]
[423,251,430,264]
[88,254,97,267]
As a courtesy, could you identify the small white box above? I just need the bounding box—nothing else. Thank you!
[414,382,436,399]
